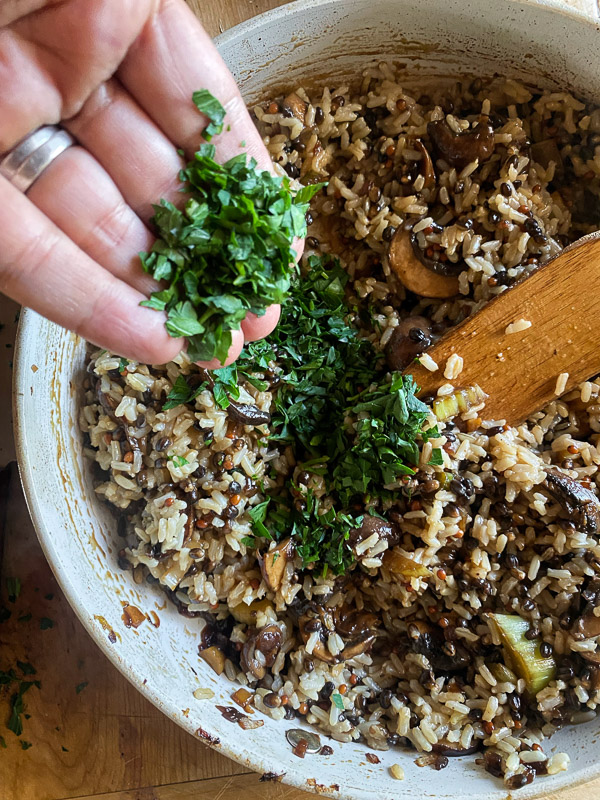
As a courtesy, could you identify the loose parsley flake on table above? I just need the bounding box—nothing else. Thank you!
[140,90,324,364]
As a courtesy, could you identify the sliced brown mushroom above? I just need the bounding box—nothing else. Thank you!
[230,597,274,626]
[340,633,377,660]
[572,601,600,639]
[240,624,283,680]
[198,645,226,675]
[530,139,563,171]
[388,229,459,299]
[427,117,495,170]
[348,514,400,550]
[581,651,600,666]
[281,92,307,123]
[333,605,379,639]
[259,538,294,592]
[298,612,337,664]
[432,739,481,757]
[545,468,600,534]
[385,316,434,371]
[227,400,271,426]
[414,139,435,188]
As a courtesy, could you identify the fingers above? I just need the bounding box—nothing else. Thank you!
[240,305,281,343]
[26,145,158,296]
[195,328,245,370]
[0,0,154,152]
[118,0,273,169]
[0,175,182,364]
[63,79,185,222]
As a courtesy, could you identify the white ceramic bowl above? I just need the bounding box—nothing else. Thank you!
[14,1,600,797]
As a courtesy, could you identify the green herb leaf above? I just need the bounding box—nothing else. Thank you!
[428,448,444,466]
[231,255,437,575]
[331,693,344,710]
[16,662,36,676]
[163,375,206,411]
[192,89,226,141]
[6,577,21,602]
[75,682,88,694]
[20,740,32,750]
[40,618,53,630]
[17,613,31,623]
[0,735,6,748]
[168,455,189,468]
[140,91,326,364]
[118,357,128,374]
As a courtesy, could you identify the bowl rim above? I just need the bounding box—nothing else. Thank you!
[13,0,600,796]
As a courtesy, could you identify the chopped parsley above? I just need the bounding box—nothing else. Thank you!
[140,90,324,364]
[163,374,206,410]
[233,256,440,574]
[20,740,32,750]
[0,735,6,748]
[75,682,88,694]
[7,680,39,736]
[118,357,129,374]
[331,693,345,710]
[192,90,226,141]
[6,577,21,603]
[40,617,53,630]
[168,455,189,468]
[16,662,36,676]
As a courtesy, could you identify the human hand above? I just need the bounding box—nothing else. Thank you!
[0,0,284,367]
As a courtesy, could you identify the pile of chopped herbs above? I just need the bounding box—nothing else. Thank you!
[140,90,323,364]
[164,255,440,575]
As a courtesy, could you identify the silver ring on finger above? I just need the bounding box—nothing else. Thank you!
[0,125,76,193]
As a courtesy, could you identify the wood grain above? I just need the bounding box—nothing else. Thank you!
[0,464,253,800]
[407,236,600,424]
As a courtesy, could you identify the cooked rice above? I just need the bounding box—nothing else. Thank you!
[79,69,600,790]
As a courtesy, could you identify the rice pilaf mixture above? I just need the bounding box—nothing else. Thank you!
[80,66,600,789]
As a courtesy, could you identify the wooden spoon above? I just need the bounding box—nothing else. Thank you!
[403,232,600,425]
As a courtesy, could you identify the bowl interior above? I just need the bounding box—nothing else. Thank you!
[14,1,600,798]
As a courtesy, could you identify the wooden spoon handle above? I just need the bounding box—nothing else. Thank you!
[406,235,600,424]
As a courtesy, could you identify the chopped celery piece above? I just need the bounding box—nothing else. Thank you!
[433,384,487,422]
[383,550,432,578]
[489,613,556,695]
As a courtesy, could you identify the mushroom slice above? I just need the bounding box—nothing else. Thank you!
[581,651,600,666]
[341,633,377,660]
[227,400,271,426]
[281,92,307,123]
[572,607,600,639]
[432,739,481,757]
[427,117,495,170]
[383,549,432,578]
[298,612,337,664]
[545,468,600,534]
[348,514,400,549]
[414,139,436,188]
[388,229,459,298]
[198,645,226,675]
[259,538,294,591]
[385,316,434,372]
[530,139,563,171]
[240,624,283,680]
[230,597,274,626]
[333,605,379,639]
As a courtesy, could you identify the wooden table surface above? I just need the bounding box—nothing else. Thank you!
[0,1,599,799]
